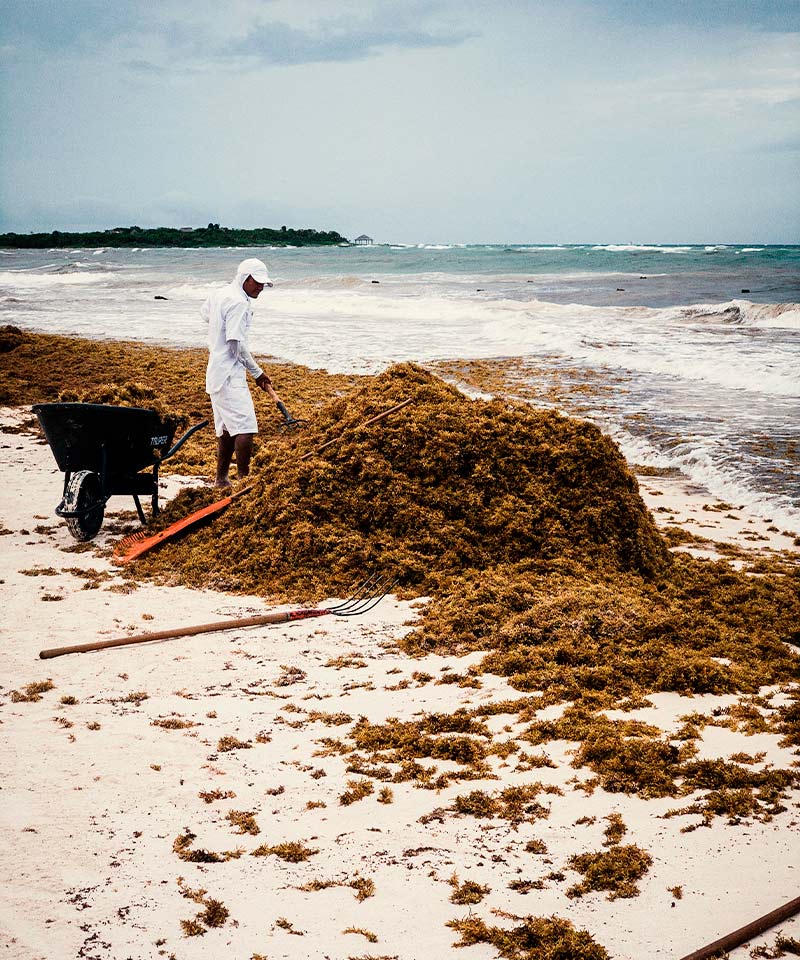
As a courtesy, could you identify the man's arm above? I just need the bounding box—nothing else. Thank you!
[224,300,267,383]
[231,340,264,381]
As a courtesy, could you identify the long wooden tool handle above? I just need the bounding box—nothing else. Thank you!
[299,398,413,461]
[677,893,800,960]
[39,607,328,659]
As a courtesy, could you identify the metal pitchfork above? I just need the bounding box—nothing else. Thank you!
[39,574,397,659]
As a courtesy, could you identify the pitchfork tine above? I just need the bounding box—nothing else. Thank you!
[331,579,398,617]
[331,576,390,615]
[325,577,375,614]
[326,573,384,614]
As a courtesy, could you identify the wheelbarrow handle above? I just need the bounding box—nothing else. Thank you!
[162,419,208,461]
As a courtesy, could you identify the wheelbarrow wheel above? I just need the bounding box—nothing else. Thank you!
[64,470,105,541]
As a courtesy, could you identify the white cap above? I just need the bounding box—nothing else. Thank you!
[237,257,273,287]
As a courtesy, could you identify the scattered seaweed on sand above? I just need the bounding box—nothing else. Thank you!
[339,779,375,805]
[602,813,627,845]
[521,707,800,818]
[180,918,206,937]
[343,927,379,943]
[251,841,319,862]
[509,879,546,893]
[307,710,354,725]
[173,831,223,864]
[452,784,561,824]
[351,877,376,901]
[296,876,375,901]
[172,830,241,864]
[751,935,800,957]
[226,810,260,835]
[152,717,197,730]
[566,844,653,900]
[177,878,230,937]
[349,713,492,774]
[449,875,491,904]
[11,680,55,703]
[275,918,304,936]
[199,789,236,804]
[524,839,548,855]
[217,735,252,752]
[447,914,609,959]
[663,759,799,829]
[120,691,149,705]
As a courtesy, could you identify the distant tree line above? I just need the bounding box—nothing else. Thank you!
[0,223,349,248]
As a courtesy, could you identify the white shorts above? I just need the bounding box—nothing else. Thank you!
[209,374,258,438]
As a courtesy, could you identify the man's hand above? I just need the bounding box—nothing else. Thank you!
[255,373,272,392]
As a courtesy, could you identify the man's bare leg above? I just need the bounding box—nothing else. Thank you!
[215,431,235,488]
[234,433,254,479]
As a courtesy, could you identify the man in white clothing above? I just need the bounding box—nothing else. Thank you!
[202,257,273,488]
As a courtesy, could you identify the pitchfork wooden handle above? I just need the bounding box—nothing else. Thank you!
[299,398,413,461]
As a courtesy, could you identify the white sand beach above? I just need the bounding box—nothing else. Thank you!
[2,407,799,960]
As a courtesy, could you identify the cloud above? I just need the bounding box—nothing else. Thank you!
[0,0,474,70]
[227,19,474,66]
[0,0,150,52]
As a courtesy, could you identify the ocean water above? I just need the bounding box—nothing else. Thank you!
[1,243,799,529]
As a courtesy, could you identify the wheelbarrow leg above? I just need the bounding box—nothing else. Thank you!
[132,495,147,525]
[151,463,160,517]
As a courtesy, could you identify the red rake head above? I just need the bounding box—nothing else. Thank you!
[112,494,235,564]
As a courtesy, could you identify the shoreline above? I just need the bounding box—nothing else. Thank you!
[2,405,799,959]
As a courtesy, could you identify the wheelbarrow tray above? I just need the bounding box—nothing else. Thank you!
[32,403,177,477]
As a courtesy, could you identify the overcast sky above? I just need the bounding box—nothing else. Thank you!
[1,0,798,242]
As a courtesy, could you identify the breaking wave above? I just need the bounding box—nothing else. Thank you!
[678,300,800,329]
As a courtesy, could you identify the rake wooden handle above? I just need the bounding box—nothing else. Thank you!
[39,607,328,659]
[299,398,413,461]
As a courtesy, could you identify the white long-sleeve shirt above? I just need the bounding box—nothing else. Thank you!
[202,279,263,394]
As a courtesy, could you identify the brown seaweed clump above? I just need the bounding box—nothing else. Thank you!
[448,914,610,959]
[10,680,55,703]
[566,844,653,900]
[137,362,669,595]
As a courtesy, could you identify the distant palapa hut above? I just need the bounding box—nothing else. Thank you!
[353,234,373,246]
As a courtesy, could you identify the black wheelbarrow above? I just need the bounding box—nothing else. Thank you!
[32,402,207,541]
